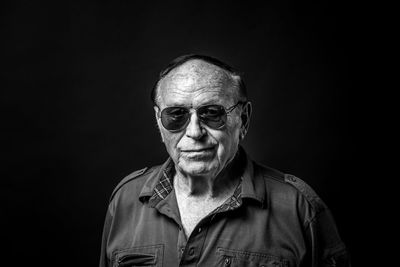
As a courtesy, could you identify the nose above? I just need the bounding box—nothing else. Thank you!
[185,112,205,139]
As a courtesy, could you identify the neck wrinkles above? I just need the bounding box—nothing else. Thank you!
[173,150,244,199]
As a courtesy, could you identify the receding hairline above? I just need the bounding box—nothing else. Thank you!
[159,60,240,100]
[151,55,247,105]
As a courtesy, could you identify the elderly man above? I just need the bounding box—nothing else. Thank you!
[100,55,350,267]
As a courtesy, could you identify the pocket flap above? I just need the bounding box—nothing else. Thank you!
[217,247,289,267]
[113,244,164,267]
[118,253,155,266]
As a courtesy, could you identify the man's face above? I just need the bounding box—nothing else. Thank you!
[154,60,245,178]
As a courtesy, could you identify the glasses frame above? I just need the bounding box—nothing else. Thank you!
[156,101,247,132]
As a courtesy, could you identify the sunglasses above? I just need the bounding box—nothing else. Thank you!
[157,101,246,132]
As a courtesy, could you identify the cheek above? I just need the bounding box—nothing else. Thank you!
[162,132,184,157]
[163,133,179,147]
[214,128,241,160]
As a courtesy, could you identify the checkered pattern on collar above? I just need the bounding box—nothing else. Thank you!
[150,158,243,213]
[151,159,175,201]
[211,180,242,214]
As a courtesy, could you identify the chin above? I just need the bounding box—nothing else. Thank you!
[178,160,217,177]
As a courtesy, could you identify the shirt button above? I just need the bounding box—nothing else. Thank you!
[224,257,231,265]
[189,247,194,255]
[198,227,202,233]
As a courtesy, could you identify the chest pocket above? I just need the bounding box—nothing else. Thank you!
[113,244,164,267]
[217,248,290,267]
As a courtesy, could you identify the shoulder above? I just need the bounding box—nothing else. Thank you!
[254,162,326,215]
[283,173,326,213]
[108,165,159,203]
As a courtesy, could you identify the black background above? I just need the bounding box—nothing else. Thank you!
[2,1,366,266]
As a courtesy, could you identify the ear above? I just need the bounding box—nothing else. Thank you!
[153,106,160,122]
[153,106,165,143]
[240,102,252,139]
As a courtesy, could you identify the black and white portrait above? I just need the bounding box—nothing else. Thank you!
[3,1,368,266]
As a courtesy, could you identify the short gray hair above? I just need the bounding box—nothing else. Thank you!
[151,54,248,105]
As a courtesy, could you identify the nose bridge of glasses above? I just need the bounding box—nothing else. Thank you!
[185,109,205,136]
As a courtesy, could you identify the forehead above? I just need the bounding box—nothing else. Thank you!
[157,60,238,106]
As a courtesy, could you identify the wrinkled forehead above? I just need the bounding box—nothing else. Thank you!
[157,60,239,103]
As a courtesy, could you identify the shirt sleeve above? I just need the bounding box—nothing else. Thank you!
[303,208,351,267]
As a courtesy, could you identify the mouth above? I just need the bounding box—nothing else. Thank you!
[180,146,216,159]
[181,147,215,153]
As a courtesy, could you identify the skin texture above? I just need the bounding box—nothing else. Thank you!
[154,60,251,198]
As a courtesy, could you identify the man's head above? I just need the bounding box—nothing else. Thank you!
[151,54,248,106]
[153,55,251,178]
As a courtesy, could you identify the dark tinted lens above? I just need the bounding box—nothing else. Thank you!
[161,107,190,131]
[198,105,227,128]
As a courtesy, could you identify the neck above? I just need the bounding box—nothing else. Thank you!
[173,152,243,199]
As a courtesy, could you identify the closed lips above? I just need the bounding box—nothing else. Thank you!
[181,147,214,152]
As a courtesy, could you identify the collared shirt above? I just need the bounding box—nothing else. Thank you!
[150,157,242,217]
[100,149,350,267]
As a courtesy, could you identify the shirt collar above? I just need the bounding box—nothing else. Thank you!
[138,158,174,203]
[138,146,266,207]
[240,149,266,206]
